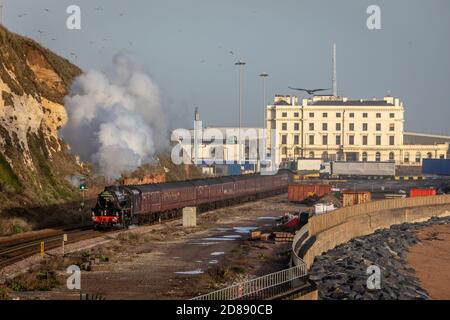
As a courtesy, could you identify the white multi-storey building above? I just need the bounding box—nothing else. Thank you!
[266,95,448,167]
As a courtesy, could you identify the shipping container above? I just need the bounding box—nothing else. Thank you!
[214,164,242,176]
[295,159,323,172]
[342,191,372,207]
[288,184,331,202]
[422,159,450,176]
[330,161,396,177]
[314,203,335,215]
[409,188,436,198]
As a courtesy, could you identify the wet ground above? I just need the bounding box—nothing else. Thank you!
[13,194,304,300]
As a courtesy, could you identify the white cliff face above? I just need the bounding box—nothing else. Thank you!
[0,76,68,169]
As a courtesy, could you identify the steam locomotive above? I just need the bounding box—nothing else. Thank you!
[92,171,292,229]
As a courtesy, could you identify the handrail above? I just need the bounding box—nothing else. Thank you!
[191,264,307,300]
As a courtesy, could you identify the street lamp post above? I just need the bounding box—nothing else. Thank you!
[259,72,269,128]
[235,59,246,164]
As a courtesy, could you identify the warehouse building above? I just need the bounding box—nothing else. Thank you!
[266,95,448,167]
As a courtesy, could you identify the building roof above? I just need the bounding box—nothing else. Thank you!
[308,100,394,106]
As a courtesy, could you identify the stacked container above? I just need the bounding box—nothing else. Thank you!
[409,188,436,198]
[342,191,372,207]
[288,184,331,202]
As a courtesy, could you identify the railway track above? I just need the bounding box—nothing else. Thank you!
[0,189,289,270]
[0,225,98,269]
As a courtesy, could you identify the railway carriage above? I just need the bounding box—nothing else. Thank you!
[92,171,292,229]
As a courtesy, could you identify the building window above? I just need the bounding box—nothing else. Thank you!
[390,113,395,118]
[389,124,395,131]
[362,136,368,145]
[363,113,368,118]
[376,123,381,131]
[309,123,314,131]
[349,113,354,118]
[415,152,421,163]
[349,123,355,131]
[322,135,328,145]
[336,123,341,131]
[309,112,314,118]
[294,112,299,117]
[309,135,314,145]
[294,147,300,155]
[282,147,287,155]
[282,112,287,117]
[404,152,410,163]
[362,152,368,162]
[281,135,287,144]
[322,152,329,161]
[336,112,341,118]
[282,123,287,131]
[294,123,300,131]
[376,136,381,145]
[349,135,355,145]
[309,151,315,158]
[323,112,328,118]
[322,123,328,131]
[389,136,395,145]
[294,135,299,145]
[336,135,341,145]
[376,113,381,118]
[427,152,433,159]
[375,152,381,162]
[440,155,445,159]
[389,152,395,161]
[363,123,368,131]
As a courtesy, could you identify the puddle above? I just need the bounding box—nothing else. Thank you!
[195,260,202,263]
[223,235,241,238]
[216,227,232,231]
[202,237,236,241]
[257,217,280,221]
[211,252,225,256]
[175,270,204,275]
[233,227,258,234]
[190,242,220,245]
[209,260,219,264]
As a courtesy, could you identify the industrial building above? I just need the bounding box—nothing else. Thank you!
[266,94,448,167]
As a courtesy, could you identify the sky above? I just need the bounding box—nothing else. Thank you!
[2,0,450,134]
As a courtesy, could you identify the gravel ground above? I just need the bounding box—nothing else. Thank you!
[309,216,450,300]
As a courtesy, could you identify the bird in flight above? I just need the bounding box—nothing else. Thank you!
[288,87,331,95]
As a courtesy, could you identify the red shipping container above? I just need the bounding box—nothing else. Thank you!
[288,184,331,202]
[409,188,436,198]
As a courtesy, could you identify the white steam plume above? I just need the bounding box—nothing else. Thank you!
[62,54,167,179]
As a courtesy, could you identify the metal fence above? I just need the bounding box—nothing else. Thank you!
[191,264,307,300]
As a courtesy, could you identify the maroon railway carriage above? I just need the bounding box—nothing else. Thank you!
[92,171,292,228]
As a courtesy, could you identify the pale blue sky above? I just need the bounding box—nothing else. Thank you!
[2,0,450,134]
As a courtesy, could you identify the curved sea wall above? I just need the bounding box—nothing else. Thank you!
[294,195,450,268]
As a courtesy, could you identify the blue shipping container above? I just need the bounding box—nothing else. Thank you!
[422,159,450,176]
[228,164,242,176]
